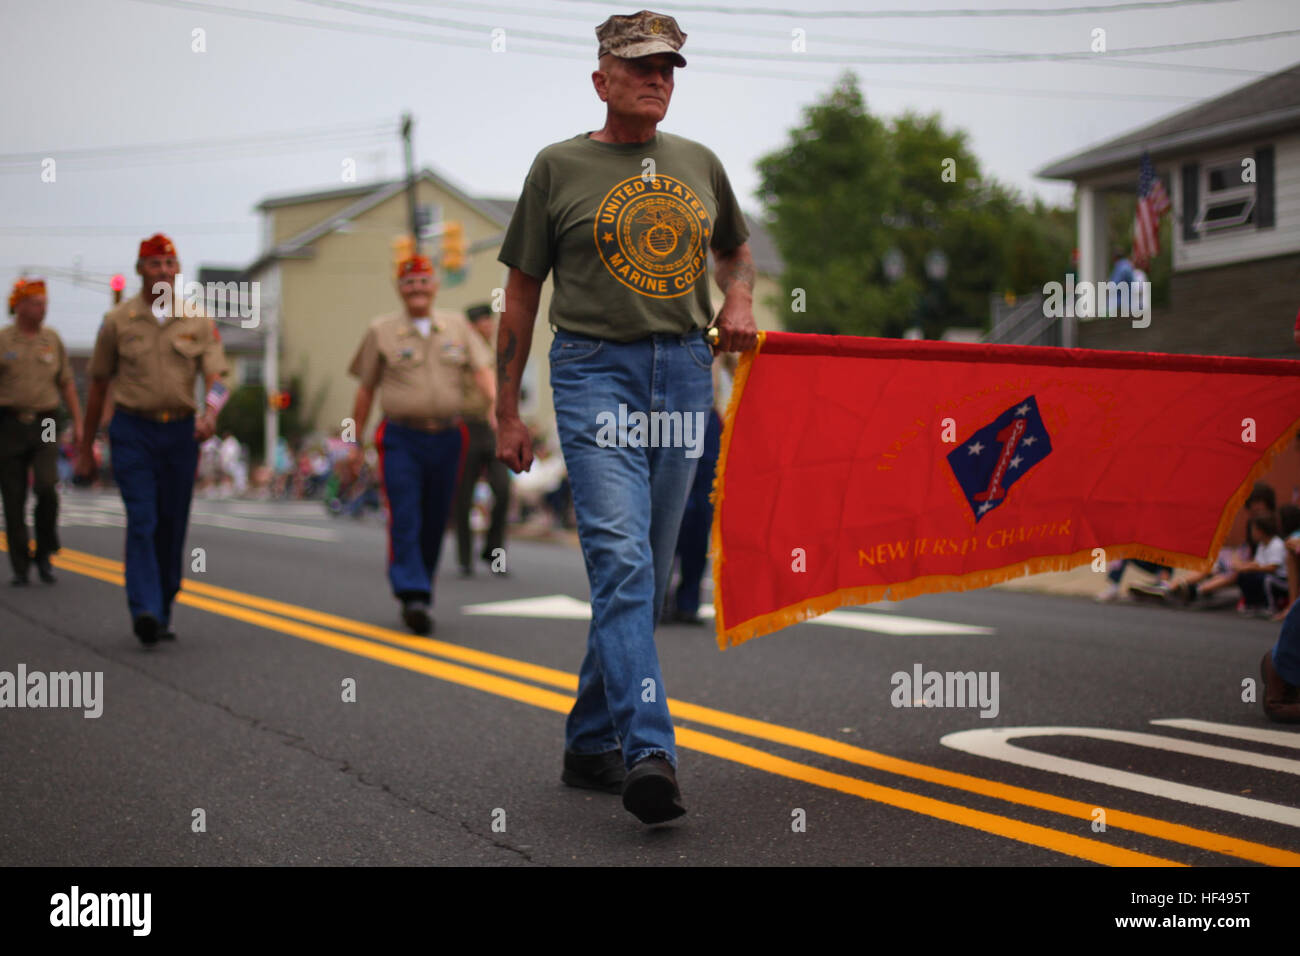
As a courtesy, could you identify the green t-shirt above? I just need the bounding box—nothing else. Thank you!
[498,130,750,342]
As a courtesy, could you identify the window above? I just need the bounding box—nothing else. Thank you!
[1194,156,1255,234]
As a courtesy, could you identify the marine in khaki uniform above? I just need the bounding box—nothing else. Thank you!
[75,234,231,646]
[0,278,82,585]
[348,253,494,635]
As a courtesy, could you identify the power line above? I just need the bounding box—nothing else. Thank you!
[0,135,395,177]
[298,0,1282,70]
[0,223,259,236]
[370,0,1259,63]
[117,0,1265,87]
[0,119,393,165]
[547,0,1241,17]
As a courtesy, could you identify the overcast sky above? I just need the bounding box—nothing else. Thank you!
[2,0,1297,346]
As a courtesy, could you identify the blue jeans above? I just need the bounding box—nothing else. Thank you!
[108,411,198,629]
[550,328,714,770]
[1273,599,1300,686]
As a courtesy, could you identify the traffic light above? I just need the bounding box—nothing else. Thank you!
[268,390,291,411]
[392,234,415,272]
[441,220,466,273]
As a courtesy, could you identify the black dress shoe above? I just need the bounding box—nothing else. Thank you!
[9,570,29,587]
[562,749,626,794]
[160,628,177,642]
[133,613,160,646]
[401,601,433,636]
[35,557,55,584]
[622,756,686,824]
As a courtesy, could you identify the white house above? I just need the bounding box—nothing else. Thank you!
[1039,61,1300,358]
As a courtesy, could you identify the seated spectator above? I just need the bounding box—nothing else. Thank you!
[1175,515,1286,613]
[1244,481,1277,553]
[1272,504,1300,621]
[1100,559,1174,602]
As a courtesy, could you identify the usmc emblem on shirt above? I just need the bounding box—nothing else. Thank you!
[595,175,711,299]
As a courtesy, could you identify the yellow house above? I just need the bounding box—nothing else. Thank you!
[243,167,785,446]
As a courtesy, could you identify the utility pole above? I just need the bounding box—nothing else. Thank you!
[401,113,419,253]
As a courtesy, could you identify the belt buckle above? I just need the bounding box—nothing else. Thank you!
[17,411,35,425]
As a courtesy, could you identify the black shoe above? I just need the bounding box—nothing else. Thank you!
[35,556,55,584]
[9,569,29,586]
[562,749,626,794]
[159,628,176,641]
[622,756,686,824]
[458,565,474,579]
[133,613,160,646]
[402,601,433,636]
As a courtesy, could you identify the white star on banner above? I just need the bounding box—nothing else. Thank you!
[1015,403,1031,416]
[1021,435,1037,447]
[1009,455,1024,469]
[978,501,993,514]
[967,441,985,455]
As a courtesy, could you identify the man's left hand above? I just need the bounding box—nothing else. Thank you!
[713,293,758,353]
[194,409,217,442]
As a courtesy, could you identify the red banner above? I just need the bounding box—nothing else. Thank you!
[711,332,1300,649]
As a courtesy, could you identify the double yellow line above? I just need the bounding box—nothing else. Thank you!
[21,542,1300,866]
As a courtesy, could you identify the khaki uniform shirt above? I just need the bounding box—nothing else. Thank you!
[0,324,72,412]
[348,309,492,422]
[88,292,230,412]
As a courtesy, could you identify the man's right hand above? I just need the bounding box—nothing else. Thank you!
[496,414,534,474]
[74,446,97,482]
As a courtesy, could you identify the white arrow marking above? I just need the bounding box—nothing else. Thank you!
[463,595,993,635]
[942,724,1300,827]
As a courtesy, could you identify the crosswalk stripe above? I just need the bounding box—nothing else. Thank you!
[1151,718,1300,749]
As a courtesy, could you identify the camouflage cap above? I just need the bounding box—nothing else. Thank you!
[596,10,687,67]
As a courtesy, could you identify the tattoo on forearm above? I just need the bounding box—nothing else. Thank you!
[716,249,756,294]
[497,329,518,389]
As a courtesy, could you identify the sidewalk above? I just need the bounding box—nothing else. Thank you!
[991,560,1195,599]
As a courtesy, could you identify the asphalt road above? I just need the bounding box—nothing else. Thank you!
[1,489,1297,867]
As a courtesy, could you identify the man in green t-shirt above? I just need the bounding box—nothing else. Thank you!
[496,9,758,825]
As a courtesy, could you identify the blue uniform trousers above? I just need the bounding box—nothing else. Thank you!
[377,419,464,602]
[673,409,722,616]
[108,410,198,629]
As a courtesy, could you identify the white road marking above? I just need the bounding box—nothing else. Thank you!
[463,595,594,620]
[1151,718,1300,749]
[462,594,993,635]
[187,513,338,542]
[942,724,1300,827]
[56,494,338,541]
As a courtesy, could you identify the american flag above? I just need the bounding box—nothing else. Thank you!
[1132,151,1171,269]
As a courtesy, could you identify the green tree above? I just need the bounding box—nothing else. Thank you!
[756,73,1076,337]
[219,375,312,464]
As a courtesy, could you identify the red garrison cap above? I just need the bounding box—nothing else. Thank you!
[138,233,177,259]
[8,278,46,314]
[397,255,434,279]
